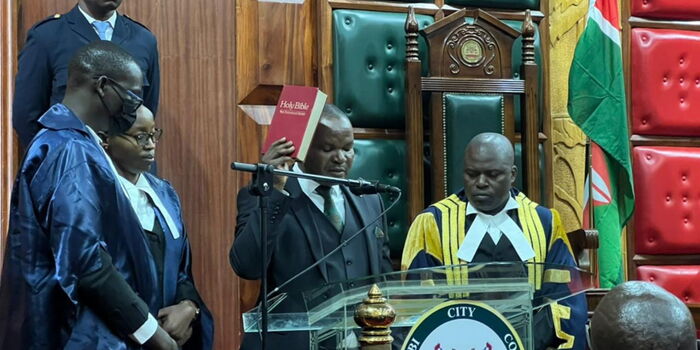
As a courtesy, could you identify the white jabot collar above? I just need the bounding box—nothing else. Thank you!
[456,196,535,262]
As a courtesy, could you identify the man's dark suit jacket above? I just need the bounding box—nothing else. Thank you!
[230,177,393,350]
[12,5,160,147]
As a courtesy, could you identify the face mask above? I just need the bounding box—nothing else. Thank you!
[97,76,144,136]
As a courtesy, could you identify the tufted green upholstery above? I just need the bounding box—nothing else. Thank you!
[332,10,434,129]
[443,93,504,196]
[445,0,539,10]
[349,139,408,258]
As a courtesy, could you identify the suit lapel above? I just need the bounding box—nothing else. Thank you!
[111,14,131,46]
[287,179,329,282]
[66,6,100,42]
[343,187,380,275]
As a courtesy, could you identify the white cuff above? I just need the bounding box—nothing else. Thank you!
[130,313,158,345]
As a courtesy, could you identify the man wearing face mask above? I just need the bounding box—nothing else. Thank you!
[230,104,393,349]
[0,41,176,350]
[12,0,160,148]
[401,133,587,350]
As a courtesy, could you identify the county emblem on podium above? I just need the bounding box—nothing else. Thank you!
[402,301,524,350]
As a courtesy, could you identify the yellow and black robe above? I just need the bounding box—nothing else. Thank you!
[401,189,587,350]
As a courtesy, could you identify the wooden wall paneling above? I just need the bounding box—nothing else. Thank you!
[621,0,637,282]
[318,0,334,101]
[15,1,242,348]
[1,0,19,272]
[120,1,241,349]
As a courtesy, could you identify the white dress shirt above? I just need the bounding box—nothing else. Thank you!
[293,164,345,222]
[456,196,536,262]
[78,5,117,41]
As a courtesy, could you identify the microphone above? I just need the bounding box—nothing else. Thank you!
[349,180,401,195]
[267,190,402,298]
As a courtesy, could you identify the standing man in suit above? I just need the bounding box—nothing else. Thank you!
[13,0,160,147]
[230,104,393,350]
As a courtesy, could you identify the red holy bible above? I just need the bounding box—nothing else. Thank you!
[263,85,328,162]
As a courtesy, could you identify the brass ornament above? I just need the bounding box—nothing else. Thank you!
[354,284,396,345]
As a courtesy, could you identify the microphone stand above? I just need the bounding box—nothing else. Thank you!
[230,161,400,349]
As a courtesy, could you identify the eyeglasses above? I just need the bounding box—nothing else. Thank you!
[96,75,143,114]
[119,128,163,147]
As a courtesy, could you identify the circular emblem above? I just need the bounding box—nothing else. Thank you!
[460,39,483,64]
[402,301,524,350]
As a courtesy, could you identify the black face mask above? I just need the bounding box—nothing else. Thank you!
[97,76,143,136]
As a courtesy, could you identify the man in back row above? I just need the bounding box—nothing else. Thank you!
[402,132,587,350]
[13,0,159,147]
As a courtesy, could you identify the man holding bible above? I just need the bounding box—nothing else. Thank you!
[229,104,393,350]
[401,133,587,350]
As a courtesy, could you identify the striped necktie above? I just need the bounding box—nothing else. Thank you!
[316,186,344,233]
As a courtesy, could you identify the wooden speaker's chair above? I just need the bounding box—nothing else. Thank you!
[405,7,544,218]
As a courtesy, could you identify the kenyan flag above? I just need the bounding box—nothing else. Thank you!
[568,0,635,288]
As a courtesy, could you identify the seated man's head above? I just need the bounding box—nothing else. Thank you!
[463,132,517,214]
[102,106,160,184]
[590,281,696,350]
[301,104,354,179]
[66,40,143,134]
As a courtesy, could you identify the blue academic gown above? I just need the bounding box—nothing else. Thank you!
[0,104,211,349]
[143,172,214,350]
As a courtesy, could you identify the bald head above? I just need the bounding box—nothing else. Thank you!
[465,132,515,166]
[590,281,696,350]
[463,133,517,214]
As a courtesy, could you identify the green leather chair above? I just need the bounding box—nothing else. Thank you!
[332,10,434,129]
[349,139,408,257]
[442,94,545,201]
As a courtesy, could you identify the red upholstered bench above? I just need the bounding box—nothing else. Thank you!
[634,146,700,254]
[631,28,700,137]
[637,266,700,338]
[631,0,700,21]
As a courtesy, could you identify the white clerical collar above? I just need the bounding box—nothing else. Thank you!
[457,196,535,262]
[78,5,117,29]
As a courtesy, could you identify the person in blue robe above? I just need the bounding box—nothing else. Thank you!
[0,41,177,349]
[99,105,213,349]
[401,133,588,350]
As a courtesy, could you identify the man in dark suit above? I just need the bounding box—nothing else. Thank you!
[13,0,159,147]
[230,104,393,350]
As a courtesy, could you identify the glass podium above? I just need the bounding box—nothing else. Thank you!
[243,262,594,349]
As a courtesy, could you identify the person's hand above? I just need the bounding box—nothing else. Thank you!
[261,137,295,191]
[143,326,178,350]
[157,300,197,345]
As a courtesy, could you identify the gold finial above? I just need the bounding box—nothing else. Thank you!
[354,284,396,346]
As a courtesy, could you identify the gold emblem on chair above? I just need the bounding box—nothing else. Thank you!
[460,39,483,64]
